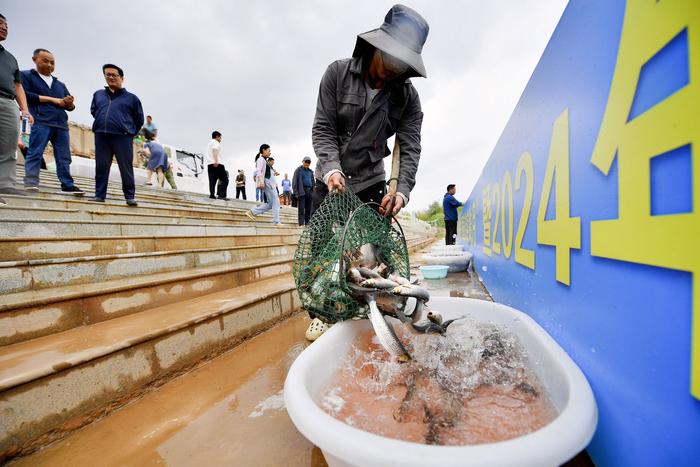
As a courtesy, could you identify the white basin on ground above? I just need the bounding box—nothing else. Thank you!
[423,251,473,272]
[284,297,597,467]
[430,244,465,254]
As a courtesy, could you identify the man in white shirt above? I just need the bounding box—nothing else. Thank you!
[206,130,228,200]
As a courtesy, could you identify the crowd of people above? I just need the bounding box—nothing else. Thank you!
[2,3,433,236]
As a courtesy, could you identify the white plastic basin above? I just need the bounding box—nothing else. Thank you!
[423,251,473,272]
[430,244,465,254]
[284,297,597,467]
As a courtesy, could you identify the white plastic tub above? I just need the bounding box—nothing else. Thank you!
[423,251,473,272]
[284,297,597,467]
[430,244,465,254]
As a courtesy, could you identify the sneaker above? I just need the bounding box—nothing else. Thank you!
[305,318,330,341]
[209,195,216,199]
[62,186,85,196]
[218,197,230,201]
[126,199,138,206]
[88,196,105,203]
[145,182,153,186]
[25,185,40,193]
[245,211,256,221]
[0,195,6,205]
[0,187,26,196]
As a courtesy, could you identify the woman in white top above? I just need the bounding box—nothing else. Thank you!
[246,144,280,224]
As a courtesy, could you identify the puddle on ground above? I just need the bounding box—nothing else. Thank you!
[319,317,557,445]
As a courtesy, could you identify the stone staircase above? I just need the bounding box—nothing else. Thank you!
[0,167,303,460]
[0,165,436,461]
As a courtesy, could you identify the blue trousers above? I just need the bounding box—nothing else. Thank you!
[94,132,135,200]
[24,125,75,189]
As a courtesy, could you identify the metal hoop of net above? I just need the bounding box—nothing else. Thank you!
[292,190,410,324]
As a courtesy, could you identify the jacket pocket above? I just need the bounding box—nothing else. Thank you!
[338,93,363,137]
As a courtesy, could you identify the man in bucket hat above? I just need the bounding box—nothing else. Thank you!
[310,4,428,219]
[305,4,429,341]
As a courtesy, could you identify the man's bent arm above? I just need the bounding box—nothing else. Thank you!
[395,87,423,204]
[312,62,343,179]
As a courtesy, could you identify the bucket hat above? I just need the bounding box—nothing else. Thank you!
[352,4,429,78]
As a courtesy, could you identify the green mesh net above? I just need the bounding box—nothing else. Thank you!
[293,190,410,324]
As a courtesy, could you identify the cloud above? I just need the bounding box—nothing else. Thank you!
[5,0,566,210]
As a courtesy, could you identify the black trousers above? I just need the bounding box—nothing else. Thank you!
[297,193,312,226]
[445,220,458,245]
[310,179,386,217]
[236,186,246,199]
[207,164,228,198]
[94,133,135,200]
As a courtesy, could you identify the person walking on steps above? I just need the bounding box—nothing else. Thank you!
[21,48,84,195]
[0,13,33,205]
[245,144,280,225]
[292,155,314,227]
[89,63,144,206]
[443,184,462,245]
[305,4,430,340]
[206,130,229,200]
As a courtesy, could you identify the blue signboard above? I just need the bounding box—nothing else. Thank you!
[460,1,699,465]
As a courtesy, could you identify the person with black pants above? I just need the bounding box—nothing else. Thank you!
[443,184,462,245]
[292,156,314,226]
[88,64,143,206]
[206,130,228,200]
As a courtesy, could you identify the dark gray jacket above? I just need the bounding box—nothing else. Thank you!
[312,56,423,201]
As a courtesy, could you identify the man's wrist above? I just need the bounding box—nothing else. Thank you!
[397,192,409,206]
[323,169,345,184]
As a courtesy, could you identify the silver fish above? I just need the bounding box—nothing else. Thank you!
[388,273,411,286]
[347,267,364,284]
[367,292,411,362]
[392,284,431,302]
[357,267,382,279]
[361,277,400,289]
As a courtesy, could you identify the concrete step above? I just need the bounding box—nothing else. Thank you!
[0,255,293,345]
[0,233,298,262]
[0,218,301,238]
[0,205,296,226]
[0,275,299,460]
[1,192,299,221]
[0,243,295,294]
[14,166,274,211]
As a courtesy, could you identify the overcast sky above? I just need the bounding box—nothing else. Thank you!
[5,0,567,210]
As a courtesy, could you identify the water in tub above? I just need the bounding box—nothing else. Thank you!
[318,317,558,445]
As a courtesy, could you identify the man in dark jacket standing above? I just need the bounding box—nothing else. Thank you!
[89,64,144,206]
[443,184,462,245]
[21,48,84,194]
[311,4,429,218]
[292,156,314,226]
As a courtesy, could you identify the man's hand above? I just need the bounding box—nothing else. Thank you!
[63,95,75,111]
[379,193,404,217]
[327,172,345,193]
[21,111,34,125]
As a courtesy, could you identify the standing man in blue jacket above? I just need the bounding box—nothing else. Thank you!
[443,184,462,245]
[21,48,84,194]
[89,64,144,206]
[292,156,314,226]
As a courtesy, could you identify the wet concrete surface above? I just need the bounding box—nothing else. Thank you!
[13,312,327,467]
